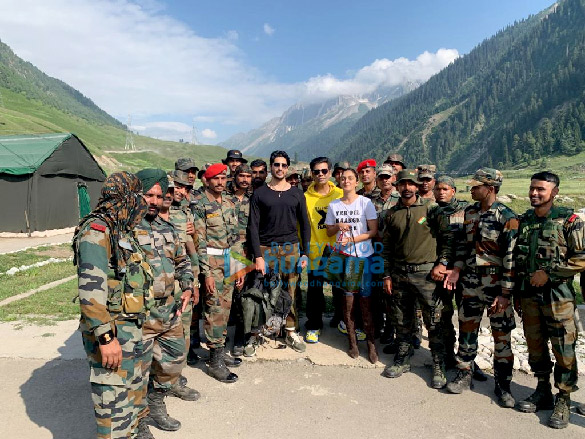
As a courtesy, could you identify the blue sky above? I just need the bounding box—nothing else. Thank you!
[0,0,555,143]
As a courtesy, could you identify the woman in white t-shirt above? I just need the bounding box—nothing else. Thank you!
[325,168,378,364]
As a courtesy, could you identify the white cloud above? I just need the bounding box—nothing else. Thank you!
[0,0,458,141]
[201,128,218,139]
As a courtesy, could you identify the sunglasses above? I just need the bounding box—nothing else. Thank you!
[312,169,329,175]
[273,163,289,168]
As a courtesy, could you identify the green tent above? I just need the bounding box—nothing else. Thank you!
[0,133,106,233]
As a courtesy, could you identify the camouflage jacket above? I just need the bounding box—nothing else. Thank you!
[169,203,195,244]
[74,219,154,336]
[357,185,381,199]
[226,186,251,248]
[516,206,585,283]
[371,190,400,237]
[382,196,453,276]
[192,190,242,277]
[454,201,518,297]
[134,216,193,298]
[436,198,469,268]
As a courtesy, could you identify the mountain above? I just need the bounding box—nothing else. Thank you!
[330,0,585,173]
[221,84,416,158]
[0,39,228,173]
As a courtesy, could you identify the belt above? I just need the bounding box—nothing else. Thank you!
[474,265,501,275]
[395,262,434,273]
[207,247,231,256]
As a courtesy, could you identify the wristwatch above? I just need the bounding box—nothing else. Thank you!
[193,280,201,289]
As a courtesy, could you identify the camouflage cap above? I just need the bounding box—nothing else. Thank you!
[167,173,175,189]
[393,169,421,186]
[175,157,198,171]
[333,161,351,172]
[384,153,406,167]
[286,167,300,178]
[467,167,503,187]
[435,175,456,189]
[234,163,252,176]
[301,168,312,180]
[377,164,394,178]
[197,162,212,179]
[417,164,437,179]
[172,169,192,187]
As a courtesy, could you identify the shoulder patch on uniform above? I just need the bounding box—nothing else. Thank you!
[207,212,221,218]
[568,214,578,223]
[90,222,107,232]
[136,230,149,236]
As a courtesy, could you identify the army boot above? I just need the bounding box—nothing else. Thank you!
[472,361,488,381]
[382,343,413,378]
[577,402,585,415]
[343,295,359,359]
[360,296,378,364]
[135,417,155,439]
[548,392,571,429]
[207,347,238,383]
[444,350,457,370]
[431,354,447,389]
[169,378,201,401]
[494,380,515,408]
[517,379,554,413]
[147,389,181,431]
[223,352,243,367]
[446,369,473,394]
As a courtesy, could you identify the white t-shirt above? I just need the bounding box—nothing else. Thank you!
[325,195,377,257]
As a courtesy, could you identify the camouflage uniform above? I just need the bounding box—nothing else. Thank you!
[74,216,154,436]
[516,206,585,392]
[134,216,193,418]
[453,201,518,382]
[357,185,381,199]
[192,190,242,348]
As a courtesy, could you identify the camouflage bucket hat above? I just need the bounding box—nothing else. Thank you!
[286,167,300,178]
[394,169,420,186]
[467,168,503,187]
[385,153,405,167]
[175,157,198,172]
[172,169,192,187]
[417,164,437,179]
[377,164,394,177]
[333,161,351,172]
[435,175,456,189]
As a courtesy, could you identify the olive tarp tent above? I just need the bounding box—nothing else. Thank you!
[0,133,106,233]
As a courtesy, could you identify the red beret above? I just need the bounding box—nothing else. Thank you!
[357,159,377,173]
[204,163,228,179]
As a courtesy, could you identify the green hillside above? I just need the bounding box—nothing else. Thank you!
[331,0,585,174]
[0,39,228,174]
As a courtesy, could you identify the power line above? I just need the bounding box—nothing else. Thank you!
[124,114,135,151]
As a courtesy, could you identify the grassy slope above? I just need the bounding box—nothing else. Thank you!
[0,87,229,174]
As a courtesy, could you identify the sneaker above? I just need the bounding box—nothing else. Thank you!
[243,342,257,357]
[337,321,348,334]
[356,328,366,342]
[286,331,307,353]
[305,329,321,344]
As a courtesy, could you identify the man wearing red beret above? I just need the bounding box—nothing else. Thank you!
[357,159,381,199]
[192,163,245,383]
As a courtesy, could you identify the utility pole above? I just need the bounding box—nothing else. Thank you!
[124,114,136,151]
[191,122,199,145]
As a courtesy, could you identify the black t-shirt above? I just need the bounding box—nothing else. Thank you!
[248,184,310,259]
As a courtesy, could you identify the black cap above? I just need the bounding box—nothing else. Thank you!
[222,149,248,164]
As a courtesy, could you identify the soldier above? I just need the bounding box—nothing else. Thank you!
[417,165,436,201]
[223,149,247,189]
[444,168,518,408]
[192,163,245,383]
[333,161,351,187]
[356,159,380,198]
[133,169,196,433]
[300,168,313,192]
[250,159,268,190]
[285,166,301,188]
[383,153,406,172]
[175,157,199,188]
[168,170,201,393]
[381,169,453,389]
[73,172,154,439]
[514,172,585,428]
[226,164,253,356]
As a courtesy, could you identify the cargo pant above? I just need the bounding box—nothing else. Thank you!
[456,272,515,382]
[390,265,445,356]
[261,243,300,330]
[520,281,578,393]
[204,254,235,349]
[440,284,461,357]
[137,296,186,419]
[81,318,146,439]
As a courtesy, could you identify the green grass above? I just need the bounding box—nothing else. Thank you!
[0,261,75,301]
[0,244,72,273]
[0,278,79,324]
